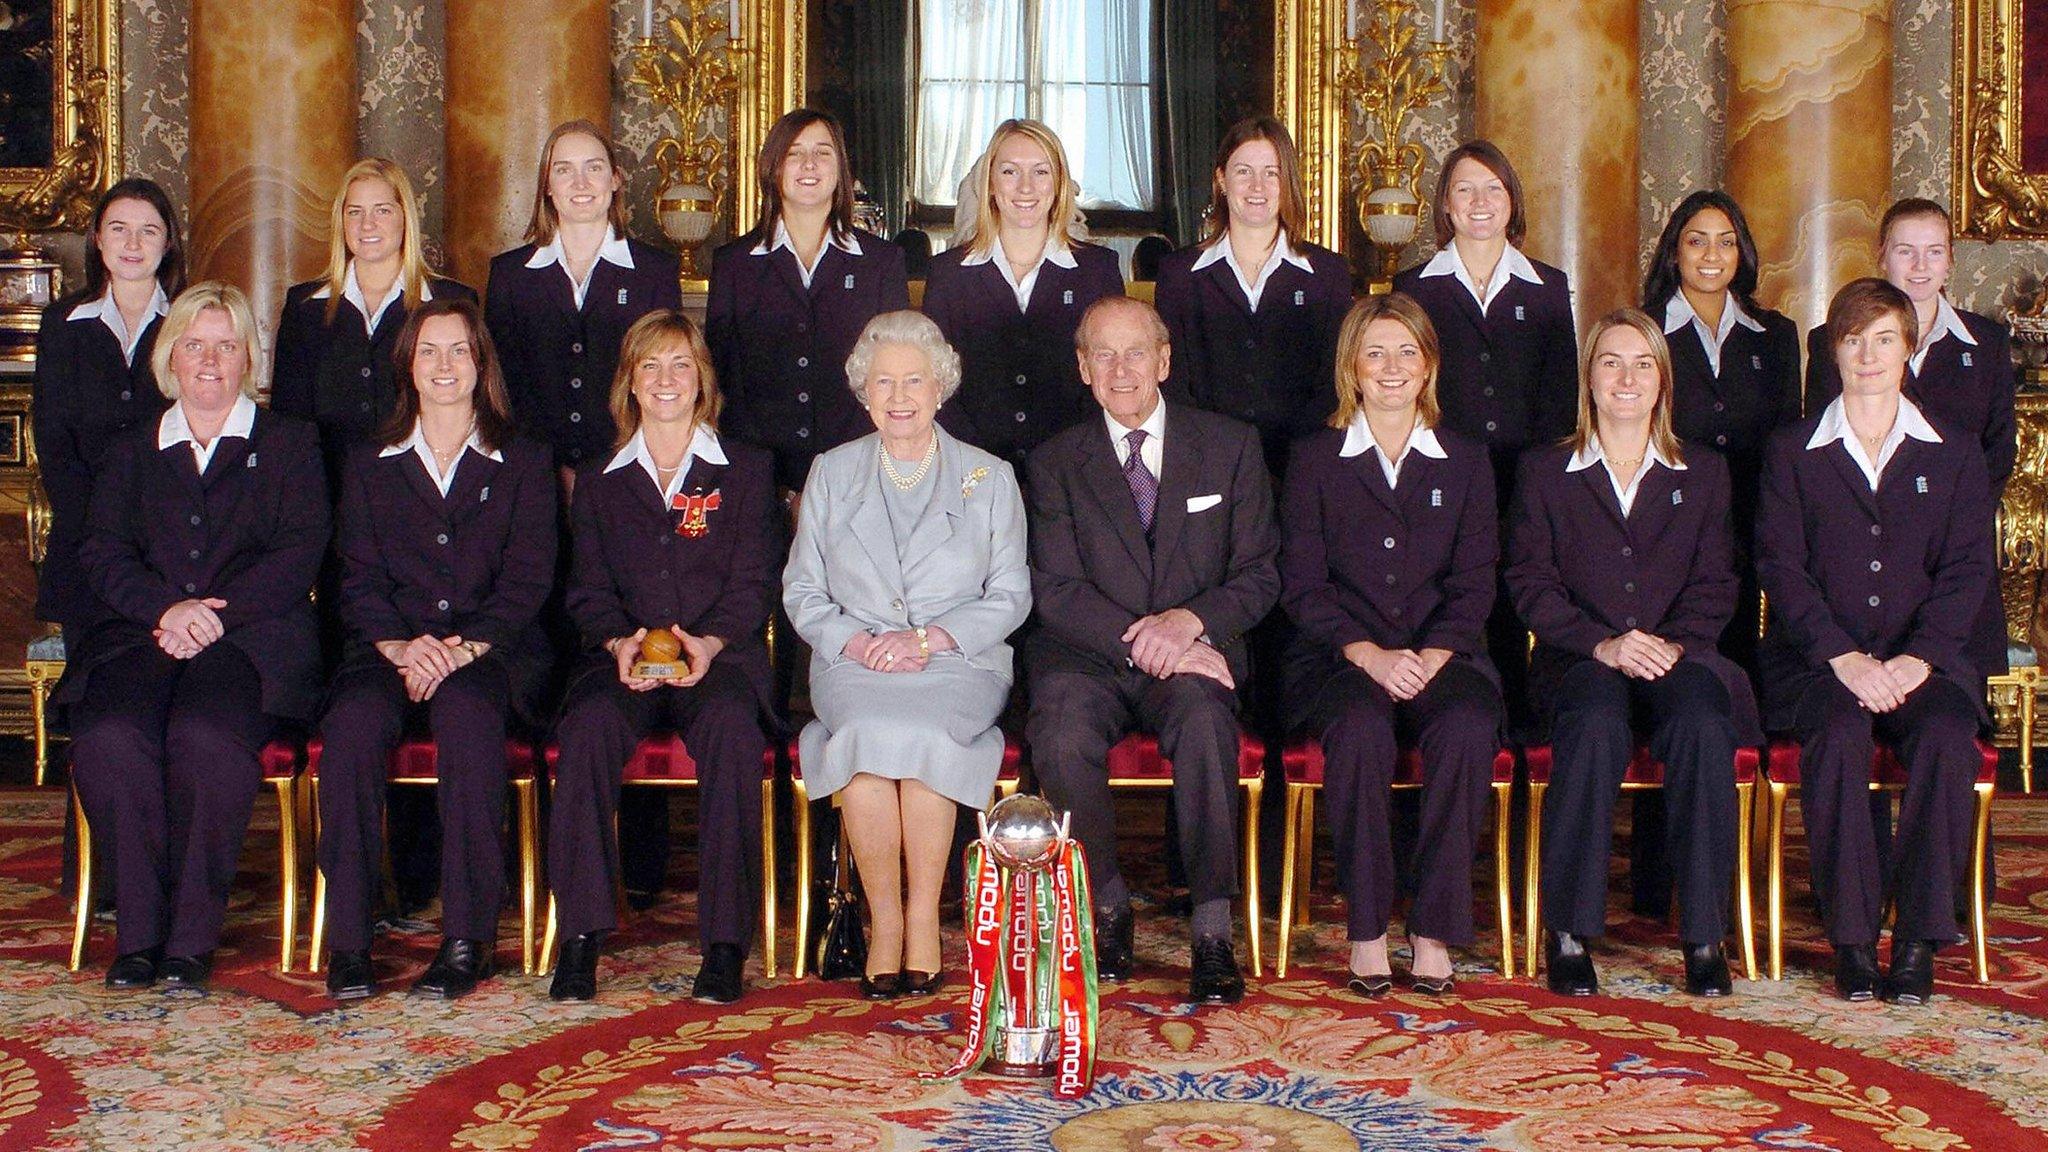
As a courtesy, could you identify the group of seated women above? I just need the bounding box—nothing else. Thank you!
[33,106,2009,1015]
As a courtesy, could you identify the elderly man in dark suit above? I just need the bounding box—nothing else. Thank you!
[1025,295,1280,1005]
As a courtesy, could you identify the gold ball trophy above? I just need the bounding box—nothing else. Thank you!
[633,627,688,680]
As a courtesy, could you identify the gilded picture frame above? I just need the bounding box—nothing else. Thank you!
[1955,0,2048,239]
[0,0,119,236]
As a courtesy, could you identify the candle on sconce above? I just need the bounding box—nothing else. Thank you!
[1346,0,1357,40]
[642,0,654,38]
[730,0,740,35]
[1432,0,1447,43]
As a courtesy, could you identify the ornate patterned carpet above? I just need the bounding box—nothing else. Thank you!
[2,787,2046,1151]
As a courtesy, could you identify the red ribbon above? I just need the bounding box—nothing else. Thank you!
[1051,841,1095,1098]
[935,843,1004,1081]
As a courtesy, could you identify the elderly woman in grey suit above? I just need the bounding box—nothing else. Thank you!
[783,310,1031,999]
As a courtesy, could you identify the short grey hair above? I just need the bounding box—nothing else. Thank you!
[845,310,963,405]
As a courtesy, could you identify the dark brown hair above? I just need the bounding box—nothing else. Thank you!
[1200,115,1307,246]
[1431,139,1526,248]
[380,298,516,453]
[83,178,186,300]
[1825,277,1920,352]
[749,108,857,244]
[525,120,632,244]
[609,309,723,449]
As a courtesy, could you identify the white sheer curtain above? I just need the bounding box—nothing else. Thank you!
[914,0,1155,211]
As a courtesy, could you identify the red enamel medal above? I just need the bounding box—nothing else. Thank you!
[673,488,722,537]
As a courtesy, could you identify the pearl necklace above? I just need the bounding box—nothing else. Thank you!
[880,436,937,491]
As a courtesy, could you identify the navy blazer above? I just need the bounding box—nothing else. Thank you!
[1278,424,1499,715]
[1506,443,1760,742]
[1391,258,1579,465]
[485,238,682,470]
[705,228,911,489]
[62,408,330,720]
[1754,412,1995,728]
[1664,302,1802,555]
[565,437,778,711]
[1024,403,1281,686]
[925,241,1124,462]
[30,291,169,629]
[271,276,478,483]
[1155,240,1353,467]
[1804,310,2017,492]
[333,435,557,712]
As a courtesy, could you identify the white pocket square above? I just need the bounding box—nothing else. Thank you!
[1186,493,1223,513]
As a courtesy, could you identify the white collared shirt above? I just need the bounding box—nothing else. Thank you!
[1338,414,1447,490]
[379,419,503,496]
[525,227,635,309]
[68,284,170,366]
[1662,292,1765,377]
[1805,395,1944,491]
[1106,399,1166,478]
[1567,434,1687,516]
[159,393,258,473]
[1911,295,1979,375]
[603,424,729,504]
[1189,230,1315,311]
[750,219,864,289]
[961,236,1079,312]
[1417,242,1544,315]
[312,263,433,336]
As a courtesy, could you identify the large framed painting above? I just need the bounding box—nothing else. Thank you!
[1955,0,2048,238]
[0,0,118,235]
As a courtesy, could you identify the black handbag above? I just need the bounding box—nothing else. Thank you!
[814,817,868,980]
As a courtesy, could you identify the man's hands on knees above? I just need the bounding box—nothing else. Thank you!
[1124,608,1204,678]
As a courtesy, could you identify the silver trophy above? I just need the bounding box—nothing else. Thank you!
[977,794,1070,1077]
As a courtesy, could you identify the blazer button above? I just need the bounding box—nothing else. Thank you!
[1384,573,1397,585]
[797,356,810,368]
[189,514,202,526]
[796,427,810,439]
[1014,412,1027,422]
[1868,595,1881,608]
[1483,386,1494,397]
[188,549,200,560]
[572,342,584,354]
[360,366,372,378]
[1015,374,1028,385]
[570,448,584,460]
[359,401,372,413]
[1242,337,1255,350]
[797,391,810,403]
[437,599,451,611]
[569,412,582,422]
[1625,615,1637,627]
[184,582,197,594]
[1869,560,1882,572]
[1621,546,1633,557]
[1383,537,1396,549]
[1624,581,1635,592]
[1715,434,1728,446]
[1479,351,1492,363]
[1485,421,1498,433]
[120,390,131,401]
[797,323,809,333]
[1713,401,1726,412]
[1870,524,1882,537]
[437,533,450,545]
[570,378,582,389]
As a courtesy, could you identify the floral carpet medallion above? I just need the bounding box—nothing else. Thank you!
[2,790,2047,1149]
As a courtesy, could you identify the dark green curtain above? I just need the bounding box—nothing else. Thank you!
[1160,2,1219,246]
[849,0,912,235]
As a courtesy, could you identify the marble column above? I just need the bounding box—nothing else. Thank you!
[444,0,612,287]
[1725,0,1891,336]
[187,0,355,358]
[1474,0,1639,324]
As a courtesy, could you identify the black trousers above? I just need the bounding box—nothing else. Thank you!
[1541,660,1738,946]
[1029,669,1243,911]
[71,644,274,957]
[315,659,513,953]
[1308,659,1500,945]
[1793,674,1980,946]
[547,663,766,950]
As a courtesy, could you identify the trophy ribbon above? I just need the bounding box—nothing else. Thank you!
[933,840,1004,1081]
[1051,839,1097,1097]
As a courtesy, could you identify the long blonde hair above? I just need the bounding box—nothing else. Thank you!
[1328,293,1441,431]
[955,119,1087,257]
[317,158,433,324]
[1570,308,1684,467]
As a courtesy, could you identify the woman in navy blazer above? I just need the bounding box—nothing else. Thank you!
[1804,200,2015,686]
[1279,293,1502,997]
[32,178,183,638]
[924,118,1124,467]
[1155,115,1353,477]
[59,283,328,991]
[547,310,777,1005]
[707,109,911,491]
[1507,308,1758,999]
[272,158,478,485]
[314,299,556,1002]
[1759,278,1995,1006]
[485,120,682,481]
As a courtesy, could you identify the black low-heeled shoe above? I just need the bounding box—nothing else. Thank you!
[1682,943,1733,998]
[550,933,601,1003]
[691,943,745,1005]
[326,949,376,1001]
[902,969,946,996]
[1345,971,1394,998]
[860,971,904,1000]
[105,948,162,990]
[1882,939,1936,1006]
[1544,931,1598,997]
[1409,972,1457,996]
[413,938,494,1000]
[159,952,214,990]
[1834,943,1881,1002]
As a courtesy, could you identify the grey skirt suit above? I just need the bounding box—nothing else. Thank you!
[783,429,1031,808]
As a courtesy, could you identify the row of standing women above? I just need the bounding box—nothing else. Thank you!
[32,106,2011,1010]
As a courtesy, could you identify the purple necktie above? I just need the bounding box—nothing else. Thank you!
[1123,429,1157,532]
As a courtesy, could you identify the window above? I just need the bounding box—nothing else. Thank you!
[913,0,1156,211]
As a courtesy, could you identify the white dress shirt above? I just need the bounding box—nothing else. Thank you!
[1910,295,1979,376]
[68,283,170,366]
[379,419,503,496]
[1805,395,1944,491]
[604,423,730,504]
[1338,413,1447,489]
[749,219,864,289]
[1188,230,1314,311]
[1662,291,1765,377]
[159,393,258,473]
[1106,398,1166,478]
[1416,242,1544,315]
[525,226,636,309]
[1566,433,1687,516]
[960,236,1079,311]
[311,262,433,335]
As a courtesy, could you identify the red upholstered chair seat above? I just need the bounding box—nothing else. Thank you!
[305,735,541,781]
[1521,744,1760,786]
[1106,731,1266,781]
[261,738,301,781]
[1763,739,1998,787]
[542,737,779,784]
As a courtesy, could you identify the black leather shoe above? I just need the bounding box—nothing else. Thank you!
[1187,938,1245,1005]
[1095,906,1135,981]
[1682,943,1732,997]
[326,950,375,1001]
[159,952,213,989]
[1833,943,1881,1002]
[1345,971,1393,998]
[903,969,946,996]
[1545,931,1598,996]
[105,948,161,989]
[1882,939,1936,1006]
[691,943,745,1004]
[1410,972,1457,996]
[413,938,494,1000]
[859,971,904,1000]
[549,933,601,1002]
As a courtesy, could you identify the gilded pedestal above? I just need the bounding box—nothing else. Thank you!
[1474,0,1639,324]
